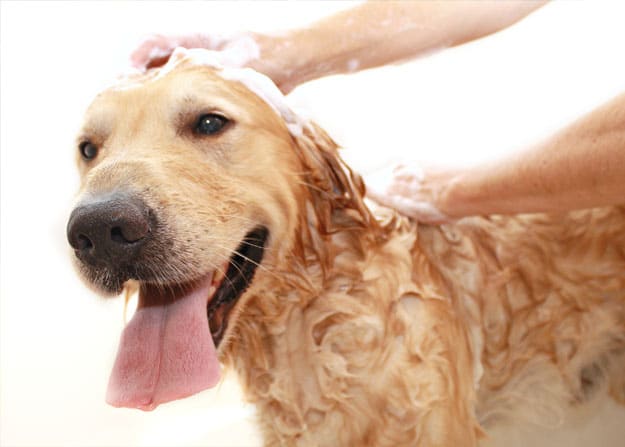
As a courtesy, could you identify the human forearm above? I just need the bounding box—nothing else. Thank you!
[441,93,625,217]
[251,1,547,91]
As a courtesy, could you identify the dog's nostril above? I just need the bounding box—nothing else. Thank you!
[111,221,148,244]
[77,234,93,250]
[111,227,126,244]
[110,226,144,244]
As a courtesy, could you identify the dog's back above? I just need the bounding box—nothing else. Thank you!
[416,207,625,443]
[228,201,625,446]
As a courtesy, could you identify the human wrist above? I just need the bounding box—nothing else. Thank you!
[247,30,316,93]
[432,169,467,220]
[249,26,351,93]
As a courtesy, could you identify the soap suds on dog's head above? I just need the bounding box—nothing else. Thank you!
[160,47,306,136]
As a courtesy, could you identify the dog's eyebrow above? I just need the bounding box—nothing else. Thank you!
[77,122,107,144]
[177,95,224,112]
[181,95,200,104]
[174,95,230,124]
[79,101,115,141]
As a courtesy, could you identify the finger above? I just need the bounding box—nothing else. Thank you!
[131,45,173,70]
[130,35,178,69]
[145,54,172,70]
[130,44,152,69]
[397,199,450,224]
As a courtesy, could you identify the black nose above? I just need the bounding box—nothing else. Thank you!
[67,194,151,267]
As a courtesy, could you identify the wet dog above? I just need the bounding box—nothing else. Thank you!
[68,49,625,446]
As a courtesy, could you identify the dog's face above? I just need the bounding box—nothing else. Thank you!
[67,51,306,410]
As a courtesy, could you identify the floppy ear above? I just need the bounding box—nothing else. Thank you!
[291,122,379,237]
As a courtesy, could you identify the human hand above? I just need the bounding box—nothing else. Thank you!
[131,33,209,70]
[130,32,262,71]
[129,32,301,93]
[365,161,454,224]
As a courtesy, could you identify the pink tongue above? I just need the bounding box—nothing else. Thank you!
[106,277,221,411]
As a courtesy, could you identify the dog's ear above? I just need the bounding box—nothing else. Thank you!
[291,122,379,237]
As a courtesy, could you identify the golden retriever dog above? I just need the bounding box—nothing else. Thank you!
[67,48,625,446]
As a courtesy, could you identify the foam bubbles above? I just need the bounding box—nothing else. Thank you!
[162,47,307,136]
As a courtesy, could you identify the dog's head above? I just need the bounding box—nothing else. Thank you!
[67,49,373,410]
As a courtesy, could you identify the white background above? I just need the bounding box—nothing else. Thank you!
[1,1,625,446]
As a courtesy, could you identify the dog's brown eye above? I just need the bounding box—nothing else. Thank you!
[79,141,98,160]
[195,114,229,135]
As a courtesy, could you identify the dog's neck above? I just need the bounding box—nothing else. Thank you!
[223,193,382,357]
[220,157,381,379]
[220,126,481,443]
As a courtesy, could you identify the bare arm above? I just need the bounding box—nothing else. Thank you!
[251,1,547,92]
[444,92,625,217]
[368,92,625,220]
[131,1,547,92]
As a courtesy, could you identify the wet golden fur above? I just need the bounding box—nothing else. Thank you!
[75,57,625,446]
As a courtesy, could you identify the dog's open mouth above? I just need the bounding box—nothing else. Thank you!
[206,226,269,346]
[106,226,268,411]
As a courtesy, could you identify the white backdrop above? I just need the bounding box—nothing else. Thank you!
[2,2,625,446]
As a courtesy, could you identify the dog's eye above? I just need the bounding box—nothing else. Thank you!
[195,114,229,135]
[79,141,98,160]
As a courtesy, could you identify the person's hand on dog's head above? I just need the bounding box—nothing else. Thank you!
[130,32,302,94]
[130,32,305,94]
[131,32,263,68]
[131,33,207,70]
